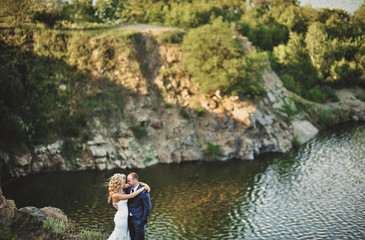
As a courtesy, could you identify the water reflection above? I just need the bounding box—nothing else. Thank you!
[3,123,365,239]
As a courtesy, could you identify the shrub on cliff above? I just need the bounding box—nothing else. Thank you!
[182,17,267,98]
[204,141,222,160]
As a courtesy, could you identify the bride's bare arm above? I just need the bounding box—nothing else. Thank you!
[112,187,146,201]
[122,182,150,192]
[139,182,151,192]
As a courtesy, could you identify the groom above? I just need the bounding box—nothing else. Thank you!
[127,172,151,240]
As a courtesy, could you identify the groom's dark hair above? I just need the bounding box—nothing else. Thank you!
[130,172,139,180]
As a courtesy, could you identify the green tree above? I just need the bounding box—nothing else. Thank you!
[270,5,314,33]
[182,17,267,97]
[353,2,365,33]
[239,7,288,50]
[316,8,353,40]
[30,0,65,28]
[273,32,320,92]
[0,0,33,23]
[94,0,121,22]
[63,0,98,22]
[305,22,332,77]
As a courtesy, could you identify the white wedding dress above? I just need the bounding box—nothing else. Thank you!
[108,199,131,240]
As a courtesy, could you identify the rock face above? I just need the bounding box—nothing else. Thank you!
[1,33,364,181]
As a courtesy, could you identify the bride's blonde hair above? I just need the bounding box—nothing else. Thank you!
[107,173,126,203]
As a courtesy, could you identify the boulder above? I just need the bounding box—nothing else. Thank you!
[0,188,17,224]
[88,145,107,158]
[158,150,171,163]
[14,155,30,167]
[292,120,319,144]
[31,162,43,173]
[232,109,251,126]
[40,207,68,223]
[118,138,130,148]
[95,157,107,171]
[50,154,65,170]
[47,141,63,155]
[18,206,47,222]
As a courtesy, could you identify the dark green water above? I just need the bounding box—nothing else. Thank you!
[3,123,365,239]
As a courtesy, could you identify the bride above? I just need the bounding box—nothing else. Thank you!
[107,173,149,240]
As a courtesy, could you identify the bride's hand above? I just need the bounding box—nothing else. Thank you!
[139,181,151,193]
[144,185,150,193]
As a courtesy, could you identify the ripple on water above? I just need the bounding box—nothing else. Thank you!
[2,124,365,239]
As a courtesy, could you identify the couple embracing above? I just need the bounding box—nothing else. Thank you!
[107,172,151,240]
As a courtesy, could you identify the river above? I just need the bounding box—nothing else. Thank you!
[3,123,365,239]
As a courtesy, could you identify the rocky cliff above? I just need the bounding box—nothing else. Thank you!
[1,32,364,181]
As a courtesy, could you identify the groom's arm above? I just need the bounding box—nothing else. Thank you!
[141,190,151,225]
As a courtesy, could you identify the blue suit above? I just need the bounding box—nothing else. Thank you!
[127,185,151,240]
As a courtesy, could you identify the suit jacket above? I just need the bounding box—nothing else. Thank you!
[127,185,151,224]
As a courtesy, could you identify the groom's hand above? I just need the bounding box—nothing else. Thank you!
[113,202,118,209]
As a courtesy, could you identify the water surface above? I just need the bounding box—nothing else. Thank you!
[300,0,363,13]
[3,123,365,239]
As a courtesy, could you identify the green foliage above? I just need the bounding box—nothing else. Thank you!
[332,108,350,123]
[83,86,124,123]
[238,7,289,51]
[305,88,327,103]
[292,97,315,113]
[0,27,134,151]
[279,73,302,95]
[355,92,365,102]
[353,2,365,33]
[62,0,99,23]
[30,9,63,28]
[204,141,222,160]
[329,59,364,87]
[0,221,20,240]
[292,137,302,148]
[94,0,120,23]
[305,22,332,77]
[142,149,154,164]
[273,32,320,90]
[0,30,67,149]
[158,30,184,44]
[317,8,354,40]
[316,107,335,128]
[79,228,107,239]
[183,17,267,97]
[61,138,77,167]
[278,96,299,121]
[0,0,34,24]
[315,106,350,128]
[164,102,174,108]
[43,219,67,235]
[179,109,190,119]
[194,104,206,117]
[130,124,148,140]
[270,5,313,34]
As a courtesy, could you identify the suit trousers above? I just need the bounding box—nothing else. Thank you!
[128,216,145,240]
